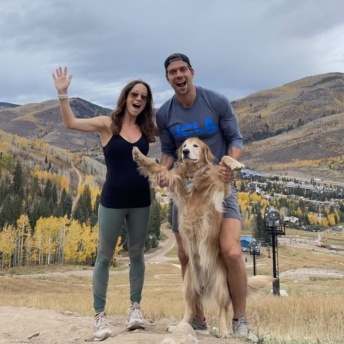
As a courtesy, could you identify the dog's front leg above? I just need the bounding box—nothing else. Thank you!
[132,147,166,177]
[218,306,229,338]
[215,262,230,338]
[181,265,196,325]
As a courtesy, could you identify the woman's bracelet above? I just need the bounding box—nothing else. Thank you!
[57,94,68,100]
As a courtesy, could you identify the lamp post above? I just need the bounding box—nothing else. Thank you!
[250,239,260,276]
[265,209,285,296]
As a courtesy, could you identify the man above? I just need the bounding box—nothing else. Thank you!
[155,53,258,342]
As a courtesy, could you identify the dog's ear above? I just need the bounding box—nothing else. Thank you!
[203,144,215,164]
[177,145,183,162]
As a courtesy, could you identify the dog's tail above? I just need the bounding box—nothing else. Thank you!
[247,275,275,297]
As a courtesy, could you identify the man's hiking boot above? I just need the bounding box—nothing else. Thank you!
[232,315,258,343]
[192,316,208,331]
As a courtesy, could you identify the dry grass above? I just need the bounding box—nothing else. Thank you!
[1,231,344,343]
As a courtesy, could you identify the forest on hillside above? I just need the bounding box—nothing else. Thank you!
[0,132,165,269]
[0,130,343,270]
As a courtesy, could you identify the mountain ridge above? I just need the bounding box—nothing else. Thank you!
[1,72,343,180]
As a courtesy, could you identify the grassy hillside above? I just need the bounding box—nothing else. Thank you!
[233,72,344,142]
[242,111,344,181]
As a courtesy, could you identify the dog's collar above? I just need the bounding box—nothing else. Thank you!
[184,175,193,188]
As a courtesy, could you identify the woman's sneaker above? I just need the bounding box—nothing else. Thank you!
[127,302,145,330]
[93,312,112,341]
[232,315,258,343]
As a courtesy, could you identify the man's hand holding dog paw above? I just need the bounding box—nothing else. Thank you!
[219,164,236,183]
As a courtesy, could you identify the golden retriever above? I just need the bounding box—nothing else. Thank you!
[132,137,272,338]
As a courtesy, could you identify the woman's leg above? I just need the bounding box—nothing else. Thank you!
[93,205,126,313]
[126,206,150,304]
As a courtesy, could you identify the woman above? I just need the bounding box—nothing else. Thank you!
[52,67,156,341]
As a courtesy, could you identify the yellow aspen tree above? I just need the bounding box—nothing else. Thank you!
[327,214,336,227]
[42,217,60,265]
[334,209,340,224]
[19,137,27,149]
[308,213,319,225]
[78,222,98,264]
[56,216,70,263]
[296,207,303,217]
[237,192,249,208]
[39,139,45,150]
[0,141,9,151]
[0,224,16,268]
[58,176,69,193]
[320,217,329,228]
[31,218,47,265]
[16,215,31,266]
[64,220,83,263]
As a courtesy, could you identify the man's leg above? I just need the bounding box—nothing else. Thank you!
[220,204,258,342]
[220,189,258,342]
[219,217,247,318]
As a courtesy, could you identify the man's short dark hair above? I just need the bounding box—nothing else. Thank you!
[164,53,192,70]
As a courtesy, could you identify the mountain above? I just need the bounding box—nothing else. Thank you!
[0,98,111,150]
[232,72,344,181]
[0,102,20,110]
[232,73,344,142]
[0,72,343,181]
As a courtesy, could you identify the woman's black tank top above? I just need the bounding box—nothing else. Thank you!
[100,135,151,208]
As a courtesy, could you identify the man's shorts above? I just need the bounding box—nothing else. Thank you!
[171,186,240,232]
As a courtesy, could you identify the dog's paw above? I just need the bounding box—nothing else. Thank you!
[132,147,141,162]
[229,160,245,171]
[222,156,245,171]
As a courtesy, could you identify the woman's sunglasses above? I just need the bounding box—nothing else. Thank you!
[129,90,149,102]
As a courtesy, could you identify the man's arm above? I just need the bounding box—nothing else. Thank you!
[156,153,175,187]
[159,154,175,170]
[228,146,242,161]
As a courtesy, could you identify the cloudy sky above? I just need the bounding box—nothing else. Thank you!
[1,0,344,109]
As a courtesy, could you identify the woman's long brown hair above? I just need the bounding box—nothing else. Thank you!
[110,80,156,143]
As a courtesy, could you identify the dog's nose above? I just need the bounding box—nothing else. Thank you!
[182,149,190,156]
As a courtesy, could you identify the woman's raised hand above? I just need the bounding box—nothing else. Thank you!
[52,66,72,94]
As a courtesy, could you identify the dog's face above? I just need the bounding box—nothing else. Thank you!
[178,137,215,164]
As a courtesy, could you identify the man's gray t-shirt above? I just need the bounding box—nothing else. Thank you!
[156,86,243,163]
[156,86,243,226]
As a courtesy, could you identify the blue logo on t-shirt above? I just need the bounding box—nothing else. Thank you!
[169,117,217,139]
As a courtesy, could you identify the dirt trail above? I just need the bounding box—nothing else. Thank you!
[146,223,176,263]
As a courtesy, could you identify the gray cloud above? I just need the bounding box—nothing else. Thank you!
[1,0,343,108]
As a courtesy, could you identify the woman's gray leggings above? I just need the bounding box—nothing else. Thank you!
[93,204,150,313]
